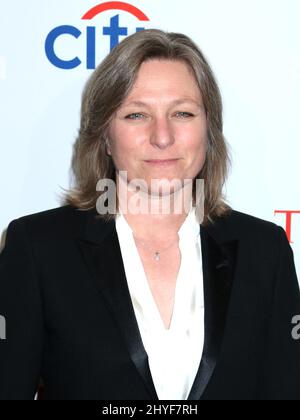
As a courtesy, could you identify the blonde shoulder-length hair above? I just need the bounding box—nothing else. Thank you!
[62,29,232,226]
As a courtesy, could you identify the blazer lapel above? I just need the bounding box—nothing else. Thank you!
[76,208,238,401]
[76,209,159,400]
[187,224,239,400]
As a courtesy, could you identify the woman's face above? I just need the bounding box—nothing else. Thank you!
[108,59,207,196]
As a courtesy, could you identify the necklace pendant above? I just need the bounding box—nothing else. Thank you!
[155,252,160,261]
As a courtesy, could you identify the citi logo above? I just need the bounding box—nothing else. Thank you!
[45,1,150,70]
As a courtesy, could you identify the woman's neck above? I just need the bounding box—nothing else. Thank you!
[116,176,193,240]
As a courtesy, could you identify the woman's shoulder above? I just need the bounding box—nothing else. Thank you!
[208,208,285,245]
[8,205,92,242]
[225,209,280,230]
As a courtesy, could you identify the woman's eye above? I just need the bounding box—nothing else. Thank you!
[175,112,194,119]
[125,113,145,120]
[124,112,194,120]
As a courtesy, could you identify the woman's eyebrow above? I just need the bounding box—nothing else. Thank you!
[122,100,149,108]
[122,98,202,108]
[171,98,202,107]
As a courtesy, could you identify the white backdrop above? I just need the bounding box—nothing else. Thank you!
[0,0,299,282]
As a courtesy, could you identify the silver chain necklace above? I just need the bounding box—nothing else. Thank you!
[132,235,178,261]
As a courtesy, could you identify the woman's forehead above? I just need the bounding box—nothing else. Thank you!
[122,60,202,105]
[134,59,197,82]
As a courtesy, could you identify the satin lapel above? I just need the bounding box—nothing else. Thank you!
[187,224,239,400]
[76,209,159,400]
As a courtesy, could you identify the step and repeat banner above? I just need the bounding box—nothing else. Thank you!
[0,0,299,281]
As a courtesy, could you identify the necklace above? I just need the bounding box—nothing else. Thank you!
[133,235,178,262]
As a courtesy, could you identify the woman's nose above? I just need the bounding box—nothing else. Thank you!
[149,117,175,149]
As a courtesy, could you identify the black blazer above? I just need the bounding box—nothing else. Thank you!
[0,205,299,400]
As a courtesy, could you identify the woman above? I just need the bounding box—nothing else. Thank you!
[0,29,299,400]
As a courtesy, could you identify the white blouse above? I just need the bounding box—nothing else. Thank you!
[115,207,204,400]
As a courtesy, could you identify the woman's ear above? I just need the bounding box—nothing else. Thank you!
[105,137,112,156]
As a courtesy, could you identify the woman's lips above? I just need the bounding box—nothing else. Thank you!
[144,159,180,166]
